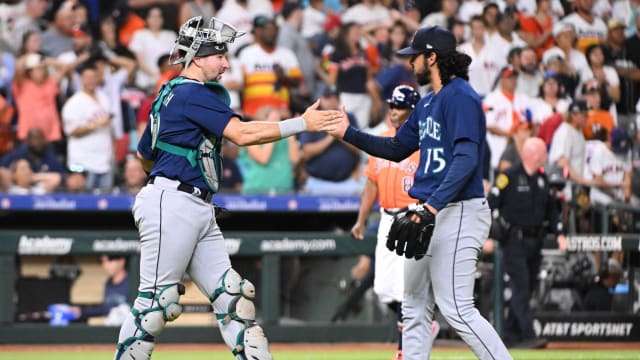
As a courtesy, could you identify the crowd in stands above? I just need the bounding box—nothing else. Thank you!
[0,0,638,216]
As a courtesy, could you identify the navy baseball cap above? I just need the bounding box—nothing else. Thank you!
[386,85,420,109]
[569,99,590,113]
[396,26,457,56]
[610,126,631,154]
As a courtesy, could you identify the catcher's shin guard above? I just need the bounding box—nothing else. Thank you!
[211,268,273,360]
[115,283,185,360]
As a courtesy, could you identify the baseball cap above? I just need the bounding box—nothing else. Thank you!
[569,99,590,113]
[610,126,631,154]
[396,26,457,56]
[253,14,276,28]
[323,13,341,32]
[498,65,518,79]
[71,23,92,38]
[386,85,420,109]
[607,18,626,30]
[552,21,574,38]
[542,47,565,66]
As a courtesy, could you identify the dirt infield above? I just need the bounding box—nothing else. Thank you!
[2,342,640,353]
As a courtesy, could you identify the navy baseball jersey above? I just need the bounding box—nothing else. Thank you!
[138,80,239,190]
[395,77,486,203]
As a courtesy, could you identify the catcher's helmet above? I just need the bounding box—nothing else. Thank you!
[171,16,245,67]
[387,85,420,109]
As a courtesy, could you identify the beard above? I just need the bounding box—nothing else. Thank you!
[415,65,431,86]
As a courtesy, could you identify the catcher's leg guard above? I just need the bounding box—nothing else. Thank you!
[210,268,273,360]
[115,283,185,360]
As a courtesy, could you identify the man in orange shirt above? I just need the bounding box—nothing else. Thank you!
[351,85,429,360]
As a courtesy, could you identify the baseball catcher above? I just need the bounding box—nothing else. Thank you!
[387,203,435,259]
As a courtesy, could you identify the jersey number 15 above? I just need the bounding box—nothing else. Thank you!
[424,147,446,174]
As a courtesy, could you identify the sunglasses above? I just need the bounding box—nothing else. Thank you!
[389,104,409,110]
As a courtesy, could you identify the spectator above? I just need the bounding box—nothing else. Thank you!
[0,89,13,156]
[484,66,535,172]
[616,15,640,117]
[0,127,65,192]
[517,46,545,98]
[535,71,571,121]
[57,23,96,95]
[117,155,147,195]
[62,62,114,193]
[341,0,391,28]
[128,6,177,93]
[299,89,361,194]
[490,9,527,66]
[459,15,503,97]
[41,0,75,57]
[585,43,620,120]
[9,0,47,54]
[420,0,460,29]
[544,21,593,97]
[16,30,42,57]
[178,0,215,29]
[238,15,302,119]
[65,165,87,193]
[301,0,327,39]
[327,22,377,130]
[72,1,89,27]
[5,158,60,194]
[97,15,135,60]
[562,0,608,53]
[153,53,181,97]
[216,0,274,55]
[309,13,341,96]
[277,2,316,102]
[581,79,615,140]
[585,127,632,206]
[12,53,66,143]
[517,0,554,59]
[238,107,300,194]
[548,99,592,199]
[482,2,501,38]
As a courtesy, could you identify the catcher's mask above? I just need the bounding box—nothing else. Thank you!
[170,16,245,67]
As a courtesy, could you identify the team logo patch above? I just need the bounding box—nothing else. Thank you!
[496,174,509,190]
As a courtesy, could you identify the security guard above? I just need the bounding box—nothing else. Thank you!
[487,137,567,349]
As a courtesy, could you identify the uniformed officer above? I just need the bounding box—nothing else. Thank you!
[487,137,567,349]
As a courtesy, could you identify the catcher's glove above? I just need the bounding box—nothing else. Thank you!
[387,204,435,259]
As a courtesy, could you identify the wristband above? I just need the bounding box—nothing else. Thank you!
[278,116,307,138]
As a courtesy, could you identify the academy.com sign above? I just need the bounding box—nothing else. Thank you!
[260,238,337,253]
[18,235,74,254]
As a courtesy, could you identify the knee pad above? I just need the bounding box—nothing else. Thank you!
[133,283,185,336]
[211,268,257,325]
[116,283,185,359]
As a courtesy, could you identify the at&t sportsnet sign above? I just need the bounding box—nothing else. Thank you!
[534,314,640,341]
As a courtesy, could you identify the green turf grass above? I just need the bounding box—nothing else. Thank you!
[1,350,640,360]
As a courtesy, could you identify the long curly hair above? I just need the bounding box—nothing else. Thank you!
[434,49,472,86]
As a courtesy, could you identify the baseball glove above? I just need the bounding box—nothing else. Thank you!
[387,205,435,260]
